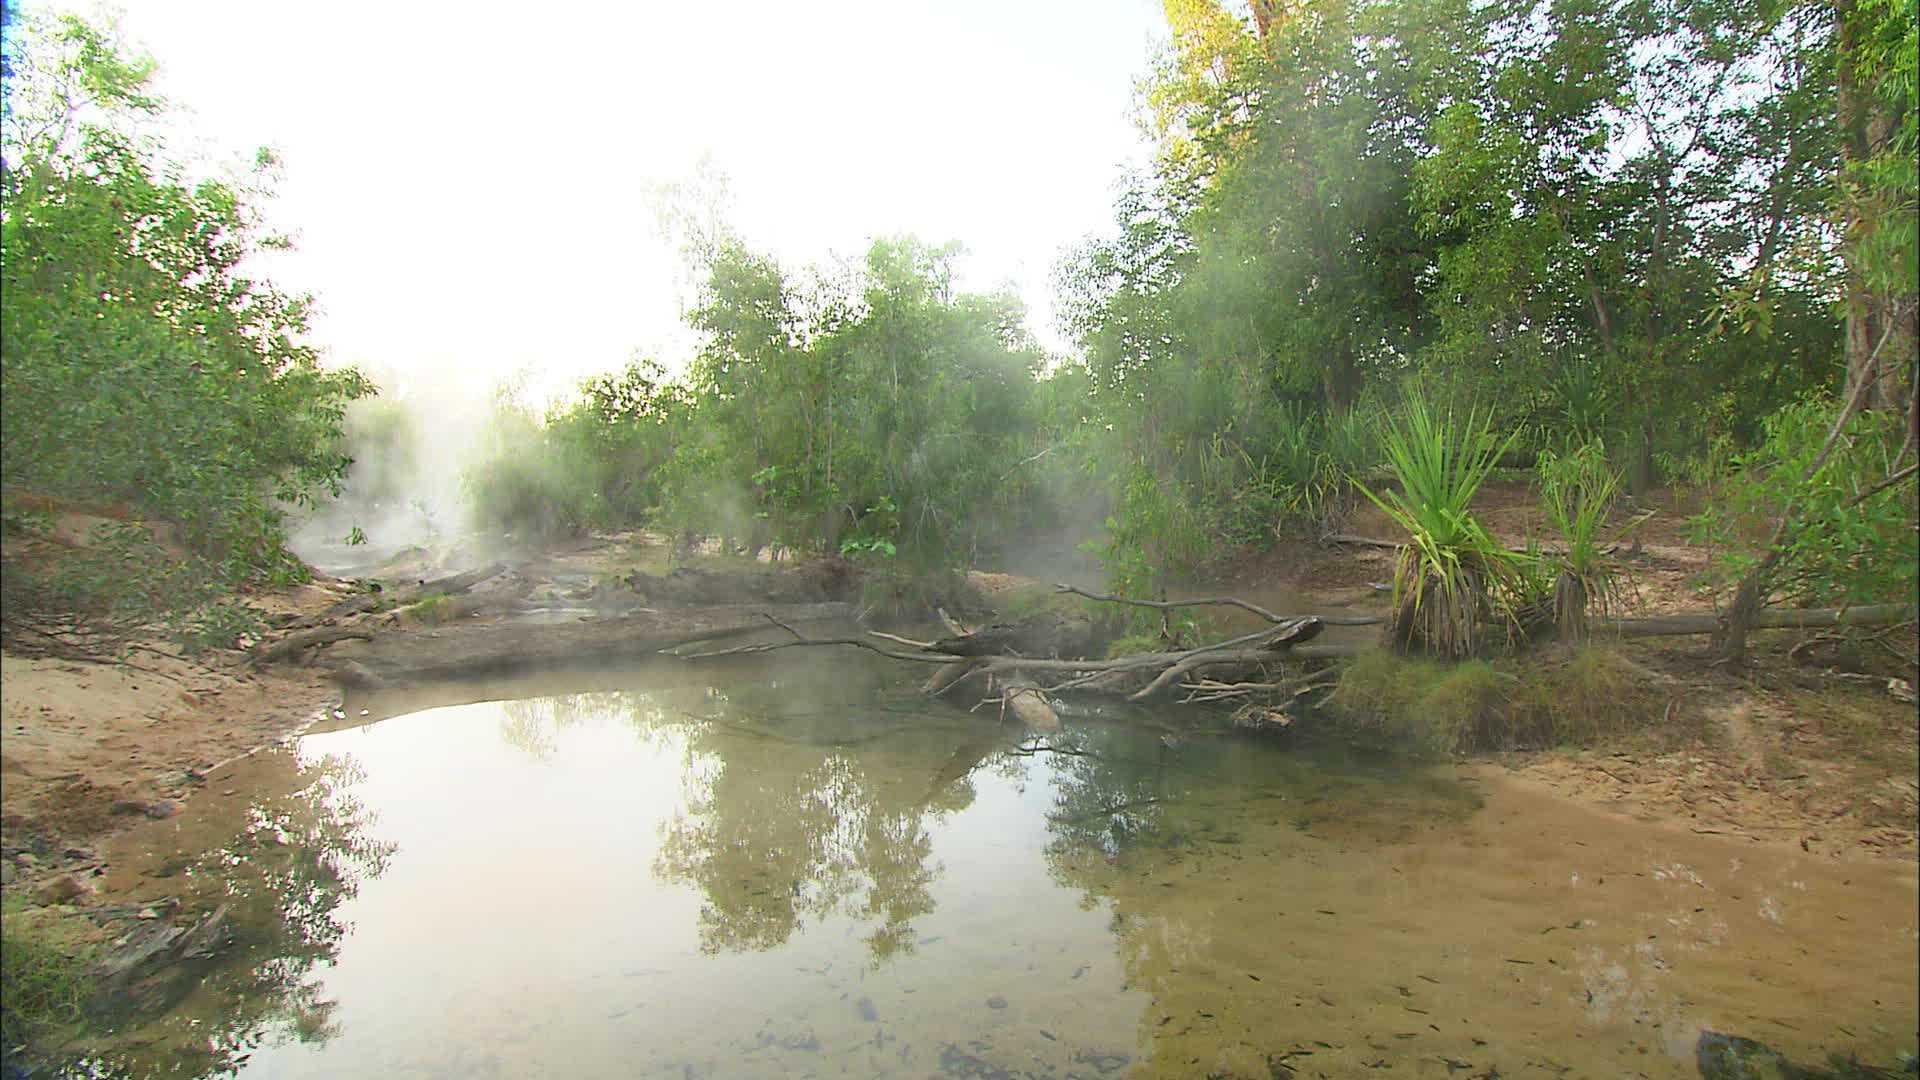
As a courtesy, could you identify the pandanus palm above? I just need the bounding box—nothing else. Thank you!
[1355,400,1522,659]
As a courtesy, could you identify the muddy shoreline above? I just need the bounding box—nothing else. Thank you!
[4,521,1914,900]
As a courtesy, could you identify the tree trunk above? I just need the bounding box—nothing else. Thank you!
[1837,0,1917,420]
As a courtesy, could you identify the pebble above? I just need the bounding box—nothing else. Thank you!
[987,995,1008,1010]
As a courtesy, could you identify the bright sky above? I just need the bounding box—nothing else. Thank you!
[74,0,1169,400]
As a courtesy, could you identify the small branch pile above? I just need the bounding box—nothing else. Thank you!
[681,584,1362,729]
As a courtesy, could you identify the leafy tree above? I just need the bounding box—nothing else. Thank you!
[661,234,1046,569]
[1,14,370,645]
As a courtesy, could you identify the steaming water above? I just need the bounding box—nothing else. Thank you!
[79,657,1918,1079]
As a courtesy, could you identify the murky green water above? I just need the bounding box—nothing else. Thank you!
[74,656,1918,1079]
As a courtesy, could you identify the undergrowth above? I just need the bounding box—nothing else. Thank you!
[1328,646,1675,755]
[0,896,98,1052]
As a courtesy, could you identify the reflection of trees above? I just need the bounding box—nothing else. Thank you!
[495,655,997,964]
[72,749,394,1079]
[498,690,663,760]
[649,667,987,963]
[654,735,975,961]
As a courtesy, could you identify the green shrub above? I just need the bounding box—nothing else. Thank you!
[1690,397,1917,608]
[0,14,368,649]
[1535,441,1629,640]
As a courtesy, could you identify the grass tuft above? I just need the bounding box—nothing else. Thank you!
[1329,647,1672,755]
[1,896,99,1050]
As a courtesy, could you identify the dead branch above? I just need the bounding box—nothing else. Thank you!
[678,632,954,664]
[1052,583,1382,627]
[1323,533,1405,551]
[925,658,985,696]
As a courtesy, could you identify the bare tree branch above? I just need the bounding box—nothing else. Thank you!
[1051,583,1382,626]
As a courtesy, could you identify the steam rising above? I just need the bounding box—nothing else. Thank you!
[289,359,516,577]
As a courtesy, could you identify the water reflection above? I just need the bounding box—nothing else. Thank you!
[496,672,992,963]
[78,750,394,1078]
[69,657,1918,1079]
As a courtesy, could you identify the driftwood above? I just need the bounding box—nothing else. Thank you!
[994,680,1062,731]
[936,610,1064,730]
[320,602,858,687]
[689,611,1347,717]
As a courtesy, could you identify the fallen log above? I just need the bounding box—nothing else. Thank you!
[249,625,374,667]
[933,610,1063,729]
[318,602,858,687]
[1323,532,1651,559]
[994,680,1062,731]
[1602,603,1917,638]
[298,561,513,626]
[1322,533,1405,551]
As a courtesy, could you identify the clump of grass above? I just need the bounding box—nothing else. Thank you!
[1356,400,1524,659]
[409,592,452,625]
[1535,441,1629,641]
[1329,647,1670,754]
[1332,652,1511,754]
[1,897,99,1050]
[1105,632,1169,659]
[1508,647,1666,744]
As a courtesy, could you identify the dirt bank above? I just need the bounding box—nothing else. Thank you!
[0,579,353,896]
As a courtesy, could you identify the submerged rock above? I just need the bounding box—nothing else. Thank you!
[90,903,232,1017]
[1696,1031,1917,1079]
[109,798,179,820]
[34,873,92,905]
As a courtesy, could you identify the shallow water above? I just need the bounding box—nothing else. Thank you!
[78,656,1917,1079]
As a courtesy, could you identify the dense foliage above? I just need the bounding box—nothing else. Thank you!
[1,14,370,647]
[1051,0,1914,619]
[458,234,1058,570]
[445,0,1914,638]
[4,2,1913,654]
